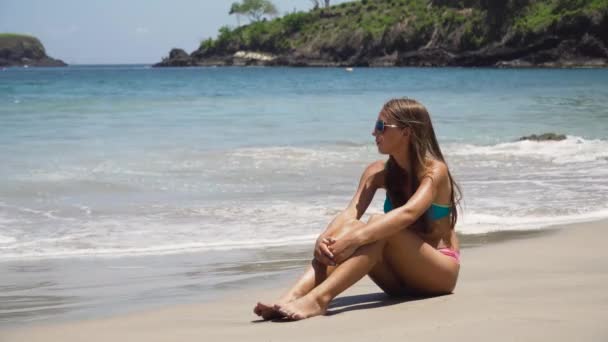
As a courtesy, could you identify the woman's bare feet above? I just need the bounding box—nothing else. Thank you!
[253,295,299,320]
[253,301,283,320]
[274,295,327,321]
[254,258,332,320]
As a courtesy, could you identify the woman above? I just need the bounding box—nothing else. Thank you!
[254,98,462,321]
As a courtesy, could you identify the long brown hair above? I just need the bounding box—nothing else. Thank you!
[382,98,461,232]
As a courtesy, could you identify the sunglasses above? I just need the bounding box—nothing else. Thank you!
[374,120,400,133]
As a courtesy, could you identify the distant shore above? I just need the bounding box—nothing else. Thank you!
[155,48,608,69]
[3,218,607,341]
[155,1,608,69]
[0,33,66,67]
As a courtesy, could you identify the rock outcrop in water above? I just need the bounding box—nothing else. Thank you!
[519,133,567,141]
[0,34,67,67]
[155,0,608,68]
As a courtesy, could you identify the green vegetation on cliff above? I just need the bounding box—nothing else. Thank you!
[515,0,608,31]
[0,33,45,51]
[197,0,608,56]
[155,0,608,67]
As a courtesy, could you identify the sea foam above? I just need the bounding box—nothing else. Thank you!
[446,136,608,164]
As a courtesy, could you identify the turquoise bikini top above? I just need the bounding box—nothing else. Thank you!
[383,196,451,220]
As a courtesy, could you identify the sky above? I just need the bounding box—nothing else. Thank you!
[0,0,351,64]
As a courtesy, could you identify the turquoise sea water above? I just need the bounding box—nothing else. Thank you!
[1,65,607,325]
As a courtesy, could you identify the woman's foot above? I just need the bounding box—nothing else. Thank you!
[253,295,299,320]
[253,301,283,320]
[274,295,327,321]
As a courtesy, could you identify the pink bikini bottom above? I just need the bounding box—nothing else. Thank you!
[437,248,461,264]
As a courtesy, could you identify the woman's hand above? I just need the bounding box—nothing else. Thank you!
[314,236,336,266]
[327,233,360,264]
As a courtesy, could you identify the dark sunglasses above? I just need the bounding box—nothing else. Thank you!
[374,120,400,133]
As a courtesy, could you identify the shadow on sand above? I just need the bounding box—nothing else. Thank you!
[326,292,435,315]
[252,291,445,323]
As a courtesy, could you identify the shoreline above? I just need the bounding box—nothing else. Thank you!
[3,218,607,341]
[5,64,608,69]
[0,222,573,328]
[152,62,608,69]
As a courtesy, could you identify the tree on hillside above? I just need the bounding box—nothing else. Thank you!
[310,0,329,10]
[229,0,278,23]
[480,0,529,40]
[229,2,244,26]
[480,0,507,36]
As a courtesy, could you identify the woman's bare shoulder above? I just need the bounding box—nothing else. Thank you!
[367,159,386,171]
[365,160,387,175]
[421,159,449,182]
[362,160,387,187]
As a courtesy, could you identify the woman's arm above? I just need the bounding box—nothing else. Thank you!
[313,160,383,265]
[319,160,384,236]
[328,162,448,260]
[353,162,448,245]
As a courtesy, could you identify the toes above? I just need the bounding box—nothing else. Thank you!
[273,304,306,321]
[258,303,272,310]
[273,304,284,314]
[274,305,291,319]
[254,302,266,316]
[261,311,280,320]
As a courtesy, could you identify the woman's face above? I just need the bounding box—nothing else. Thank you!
[372,112,408,155]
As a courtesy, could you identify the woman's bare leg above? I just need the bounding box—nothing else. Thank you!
[254,259,335,319]
[275,216,460,320]
[275,236,386,320]
[256,216,397,320]
[254,220,363,319]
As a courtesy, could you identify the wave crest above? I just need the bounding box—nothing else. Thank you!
[446,136,608,164]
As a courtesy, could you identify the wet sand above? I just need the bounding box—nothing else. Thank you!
[2,219,607,341]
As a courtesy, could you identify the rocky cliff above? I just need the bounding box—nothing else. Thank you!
[0,34,67,67]
[155,0,608,68]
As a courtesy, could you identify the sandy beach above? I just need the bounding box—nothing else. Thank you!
[2,219,607,342]
[2,1,608,339]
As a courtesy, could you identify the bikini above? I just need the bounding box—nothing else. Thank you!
[383,196,461,264]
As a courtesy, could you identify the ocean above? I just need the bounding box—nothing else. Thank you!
[1,65,607,325]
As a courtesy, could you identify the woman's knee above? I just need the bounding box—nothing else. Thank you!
[367,215,420,246]
[344,218,365,229]
[333,218,365,239]
[367,214,384,224]
[354,238,387,262]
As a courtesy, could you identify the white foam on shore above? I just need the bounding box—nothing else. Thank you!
[0,200,340,261]
[227,145,375,169]
[0,234,16,244]
[0,213,18,244]
[458,208,608,235]
[2,137,608,261]
[0,233,318,261]
[446,136,608,164]
[2,201,607,261]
